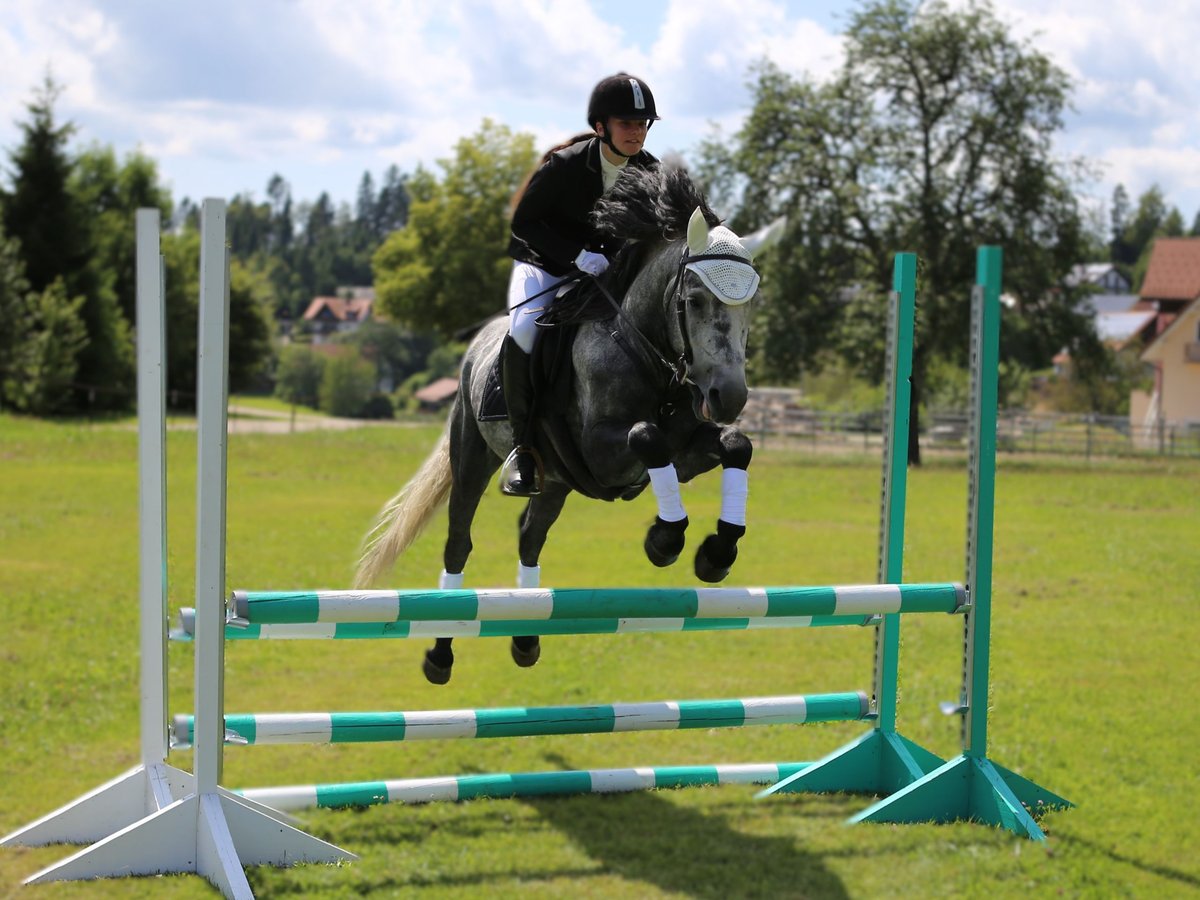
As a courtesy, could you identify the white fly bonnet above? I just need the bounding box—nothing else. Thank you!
[684,210,760,305]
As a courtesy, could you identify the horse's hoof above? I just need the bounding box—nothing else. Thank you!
[511,636,541,668]
[694,533,737,583]
[645,517,688,568]
[423,649,453,685]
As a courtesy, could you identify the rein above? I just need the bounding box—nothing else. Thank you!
[586,248,757,390]
[547,247,758,393]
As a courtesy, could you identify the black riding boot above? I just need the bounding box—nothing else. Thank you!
[498,335,543,496]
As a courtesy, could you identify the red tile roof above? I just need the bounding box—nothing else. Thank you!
[301,296,373,322]
[1139,238,1200,301]
[414,377,459,404]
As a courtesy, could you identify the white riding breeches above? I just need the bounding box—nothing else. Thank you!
[508,261,569,353]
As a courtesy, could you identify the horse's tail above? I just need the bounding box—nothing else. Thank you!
[353,426,453,588]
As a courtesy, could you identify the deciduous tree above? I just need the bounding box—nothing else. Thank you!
[373,119,537,337]
[698,0,1096,461]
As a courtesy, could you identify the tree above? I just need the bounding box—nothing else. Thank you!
[4,279,88,414]
[1109,184,1133,267]
[0,224,87,413]
[333,318,435,390]
[697,0,1094,462]
[3,77,133,411]
[1124,186,1185,291]
[375,164,410,238]
[157,223,271,408]
[318,351,376,417]
[72,143,173,323]
[275,344,326,409]
[373,119,538,337]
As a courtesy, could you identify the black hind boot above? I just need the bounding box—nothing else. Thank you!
[498,335,543,496]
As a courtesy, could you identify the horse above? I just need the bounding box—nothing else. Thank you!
[354,164,762,684]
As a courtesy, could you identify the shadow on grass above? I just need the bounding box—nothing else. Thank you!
[517,759,851,899]
[249,776,853,897]
[1056,832,1200,892]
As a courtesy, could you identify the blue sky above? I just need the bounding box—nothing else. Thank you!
[2,0,1198,230]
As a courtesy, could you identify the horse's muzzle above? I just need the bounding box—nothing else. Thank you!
[695,377,748,425]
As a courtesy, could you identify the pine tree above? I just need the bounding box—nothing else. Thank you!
[3,76,133,410]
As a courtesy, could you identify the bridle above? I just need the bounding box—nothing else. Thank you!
[590,246,758,391]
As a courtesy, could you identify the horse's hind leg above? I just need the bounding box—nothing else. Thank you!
[424,411,501,686]
[510,482,571,669]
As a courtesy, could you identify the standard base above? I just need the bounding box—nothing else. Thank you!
[2,763,194,848]
[758,729,945,798]
[23,789,354,898]
[851,753,1072,841]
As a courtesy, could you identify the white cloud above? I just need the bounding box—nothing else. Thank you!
[1,0,1198,218]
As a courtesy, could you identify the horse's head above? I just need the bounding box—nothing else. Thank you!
[670,207,759,425]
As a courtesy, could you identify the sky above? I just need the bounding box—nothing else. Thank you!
[2,0,1199,230]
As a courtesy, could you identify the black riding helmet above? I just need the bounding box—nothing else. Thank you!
[588,73,659,157]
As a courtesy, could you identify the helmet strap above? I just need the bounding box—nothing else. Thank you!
[597,121,635,160]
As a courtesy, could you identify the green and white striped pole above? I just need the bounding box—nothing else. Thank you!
[179,607,879,641]
[238,762,817,812]
[172,691,870,747]
[229,583,966,627]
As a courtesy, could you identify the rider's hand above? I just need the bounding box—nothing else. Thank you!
[574,249,609,276]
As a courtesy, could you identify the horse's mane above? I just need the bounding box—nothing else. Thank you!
[593,163,720,244]
[549,165,721,322]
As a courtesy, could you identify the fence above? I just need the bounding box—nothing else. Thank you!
[739,392,1200,460]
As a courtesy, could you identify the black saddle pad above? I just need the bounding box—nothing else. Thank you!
[472,292,595,427]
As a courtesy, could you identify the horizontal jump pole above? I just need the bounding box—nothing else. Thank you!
[171,691,870,747]
[238,761,815,811]
[177,608,879,641]
[230,583,966,626]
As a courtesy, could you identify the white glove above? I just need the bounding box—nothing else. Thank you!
[574,249,609,276]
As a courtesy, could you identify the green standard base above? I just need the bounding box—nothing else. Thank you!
[851,754,1073,841]
[757,729,945,799]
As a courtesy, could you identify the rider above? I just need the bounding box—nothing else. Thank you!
[498,72,661,496]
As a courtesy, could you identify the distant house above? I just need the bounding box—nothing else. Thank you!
[414,377,459,412]
[301,287,376,343]
[1067,263,1131,295]
[1128,238,1200,435]
[1083,293,1138,315]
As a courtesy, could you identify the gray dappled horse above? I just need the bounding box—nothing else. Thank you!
[355,166,761,684]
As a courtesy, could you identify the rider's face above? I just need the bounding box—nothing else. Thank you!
[598,118,649,157]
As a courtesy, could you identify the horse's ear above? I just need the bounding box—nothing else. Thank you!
[686,207,709,256]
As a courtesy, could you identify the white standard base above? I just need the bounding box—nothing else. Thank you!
[1,762,194,848]
[14,779,354,899]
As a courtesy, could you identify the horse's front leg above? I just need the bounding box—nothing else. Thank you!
[675,424,752,583]
[627,421,691,568]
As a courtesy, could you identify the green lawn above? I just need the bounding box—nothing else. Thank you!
[1,415,1197,898]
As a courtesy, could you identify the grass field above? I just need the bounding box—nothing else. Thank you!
[1,414,1198,898]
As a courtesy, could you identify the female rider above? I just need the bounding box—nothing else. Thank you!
[499,73,661,496]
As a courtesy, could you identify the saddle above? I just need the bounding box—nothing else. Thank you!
[477,286,645,501]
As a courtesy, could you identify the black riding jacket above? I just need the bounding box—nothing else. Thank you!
[508,137,658,277]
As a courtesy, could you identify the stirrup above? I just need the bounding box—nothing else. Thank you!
[499,446,544,496]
